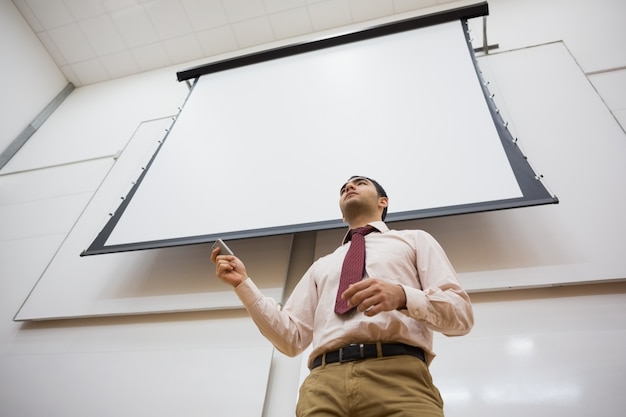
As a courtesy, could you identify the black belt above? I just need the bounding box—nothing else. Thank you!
[311,343,425,369]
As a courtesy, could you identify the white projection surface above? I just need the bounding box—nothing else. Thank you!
[85,17,555,255]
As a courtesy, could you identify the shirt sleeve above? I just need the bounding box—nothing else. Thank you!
[234,269,316,357]
[400,231,474,336]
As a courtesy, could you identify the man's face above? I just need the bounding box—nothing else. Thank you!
[339,177,385,219]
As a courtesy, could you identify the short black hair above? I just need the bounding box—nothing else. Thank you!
[344,175,388,221]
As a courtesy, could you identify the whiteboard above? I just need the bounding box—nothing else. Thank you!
[14,118,293,321]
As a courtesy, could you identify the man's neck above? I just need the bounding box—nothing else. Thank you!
[347,215,380,229]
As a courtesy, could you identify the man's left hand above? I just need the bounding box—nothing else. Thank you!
[341,279,407,316]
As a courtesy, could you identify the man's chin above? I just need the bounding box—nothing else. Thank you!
[341,201,364,218]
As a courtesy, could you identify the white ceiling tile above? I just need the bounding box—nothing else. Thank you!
[12,0,44,32]
[180,0,229,31]
[143,0,193,40]
[111,4,159,48]
[222,0,266,23]
[102,0,140,12]
[100,50,141,79]
[37,31,67,66]
[349,0,393,23]
[47,23,96,63]
[25,0,74,29]
[269,8,313,40]
[392,0,437,14]
[79,15,126,55]
[163,34,205,64]
[64,0,107,20]
[307,0,353,32]
[196,26,239,56]
[264,0,306,14]
[231,16,275,49]
[131,42,172,71]
[11,0,453,86]
[70,58,110,85]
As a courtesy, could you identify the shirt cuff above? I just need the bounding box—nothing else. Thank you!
[400,285,428,319]
[233,276,262,306]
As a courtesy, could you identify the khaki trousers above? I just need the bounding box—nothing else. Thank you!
[296,355,444,417]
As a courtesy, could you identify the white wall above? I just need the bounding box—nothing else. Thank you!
[1,1,625,417]
[480,0,626,128]
[0,0,67,154]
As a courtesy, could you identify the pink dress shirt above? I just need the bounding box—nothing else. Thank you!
[234,221,474,368]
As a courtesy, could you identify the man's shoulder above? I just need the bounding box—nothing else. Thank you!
[384,227,431,237]
[382,228,439,246]
[372,221,431,238]
[312,243,345,264]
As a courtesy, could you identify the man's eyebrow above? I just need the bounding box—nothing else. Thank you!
[339,176,370,193]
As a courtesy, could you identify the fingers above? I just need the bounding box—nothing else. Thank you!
[211,247,235,268]
[341,279,374,305]
[215,257,235,273]
[210,247,222,263]
[340,279,367,301]
[212,247,235,276]
[356,293,386,316]
[212,251,248,288]
[341,279,403,316]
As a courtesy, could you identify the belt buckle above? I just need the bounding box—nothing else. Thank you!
[338,343,365,363]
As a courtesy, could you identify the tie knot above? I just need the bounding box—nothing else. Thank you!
[348,226,374,241]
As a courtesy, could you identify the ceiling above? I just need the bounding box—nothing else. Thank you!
[12,0,468,87]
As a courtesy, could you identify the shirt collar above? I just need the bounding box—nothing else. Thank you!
[342,221,388,244]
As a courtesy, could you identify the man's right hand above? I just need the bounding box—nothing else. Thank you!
[211,247,248,287]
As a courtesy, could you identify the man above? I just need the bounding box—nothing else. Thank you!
[212,175,473,416]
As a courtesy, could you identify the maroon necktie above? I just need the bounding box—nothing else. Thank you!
[335,226,376,314]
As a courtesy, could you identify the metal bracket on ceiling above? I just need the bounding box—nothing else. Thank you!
[473,16,499,54]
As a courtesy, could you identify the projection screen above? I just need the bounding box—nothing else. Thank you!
[82,3,557,256]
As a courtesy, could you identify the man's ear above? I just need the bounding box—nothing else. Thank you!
[379,196,389,209]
